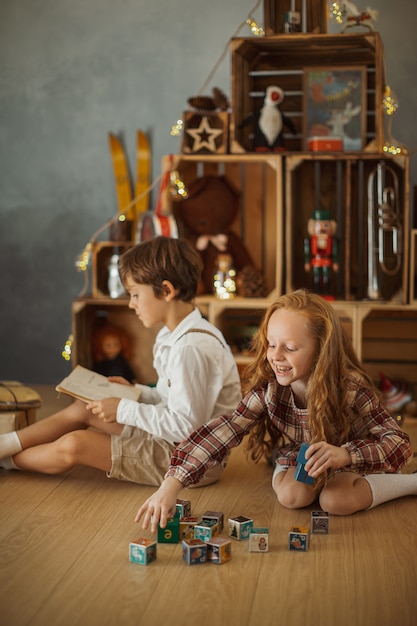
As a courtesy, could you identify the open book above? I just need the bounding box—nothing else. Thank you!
[56,365,141,403]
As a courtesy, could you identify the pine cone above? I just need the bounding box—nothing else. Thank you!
[187,95,216,111]
[212,87,230,111]
[236,265,268,298]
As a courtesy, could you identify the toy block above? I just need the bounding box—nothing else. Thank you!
[289,526,310,551]
[129,538,157,565]
[157,514,180,543]
[176,498,191,518]
[202,510,224,532]
[228,516,253,541]
[194,520,220,543]
[295,443,314,485]
[182,539,207,565]
[249,527,269,552]
[180,516,200,541]
[311,510,330,534]
[207,537,232,564]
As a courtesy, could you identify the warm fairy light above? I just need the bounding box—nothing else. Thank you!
[169,170,188,199]
[170,119,183,137]
[61,334,73,361]
[329,2,344,23]
[382,143,402,155]
[75,242,92,272]
[382,86,405,155]
[383,86,399,116]
[246,17,265,36]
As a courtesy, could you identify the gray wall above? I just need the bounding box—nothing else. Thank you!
[1,0,416,384]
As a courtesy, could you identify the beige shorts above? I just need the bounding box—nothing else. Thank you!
[109,425,226,487]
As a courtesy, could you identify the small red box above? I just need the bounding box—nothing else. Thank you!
[307,136,343,152]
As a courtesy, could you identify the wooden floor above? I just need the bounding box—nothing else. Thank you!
[1,386,417,626]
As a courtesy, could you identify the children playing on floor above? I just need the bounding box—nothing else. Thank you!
[0,236,242,485]
[136,289,416,530]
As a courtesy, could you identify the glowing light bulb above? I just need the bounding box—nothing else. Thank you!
[246,17,265,36]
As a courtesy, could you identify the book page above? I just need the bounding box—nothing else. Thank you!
[56,365,141,403]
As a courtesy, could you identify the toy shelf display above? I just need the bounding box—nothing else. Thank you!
[70,17,417,392]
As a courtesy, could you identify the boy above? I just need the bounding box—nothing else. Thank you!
[0,236,242,485]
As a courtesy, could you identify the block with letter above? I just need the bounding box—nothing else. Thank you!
[158,514,180,543]
[129,538,157,565]
[311,510,329,534]
[182,539,207,565]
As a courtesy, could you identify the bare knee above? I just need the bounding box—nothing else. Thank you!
[274,478,316,510]
[55,431,87,466]
[319,476,369,516]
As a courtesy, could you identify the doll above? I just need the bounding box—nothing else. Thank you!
[92,323,136,383]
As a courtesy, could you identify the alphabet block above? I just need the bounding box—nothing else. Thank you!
[249,527,269,552]
[207,537,232,564]
[228,515,253,540]
[311,510,329,534]
[129,538,157,565]
[289,526,310,551]
[182,539,207,565]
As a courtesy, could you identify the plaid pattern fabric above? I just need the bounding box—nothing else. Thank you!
[166,375,412,487]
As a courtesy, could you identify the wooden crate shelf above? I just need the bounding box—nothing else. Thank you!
[166,154,283,298]
[263,0,328,35]
[71,297,159,385]
[284,153,409,303]
[230,32,385,154]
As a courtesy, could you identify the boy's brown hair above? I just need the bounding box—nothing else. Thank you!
[118,236,203,302]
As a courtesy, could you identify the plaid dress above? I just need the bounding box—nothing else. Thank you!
[165,374,412,487]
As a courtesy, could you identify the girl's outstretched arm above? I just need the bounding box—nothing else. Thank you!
[135,477,183,532]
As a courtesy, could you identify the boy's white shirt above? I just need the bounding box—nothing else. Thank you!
[116,308,242,444]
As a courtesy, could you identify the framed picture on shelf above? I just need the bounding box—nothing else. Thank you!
[303,66,367,151]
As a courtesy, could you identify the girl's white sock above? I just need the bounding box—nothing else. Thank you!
[364,472,417,509]
[0,455,20,470]
[0,431,22,459]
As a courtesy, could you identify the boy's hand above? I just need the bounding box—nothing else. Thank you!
[107,376,131,386]
[86,397,121,423]
[135,477,183,532]
[305,442,351,478]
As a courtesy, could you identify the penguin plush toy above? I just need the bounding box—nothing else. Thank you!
[239,85,296,151]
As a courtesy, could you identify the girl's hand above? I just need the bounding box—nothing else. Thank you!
[86,397,121,423]
[135,477,183,532]
[305,442,351,478]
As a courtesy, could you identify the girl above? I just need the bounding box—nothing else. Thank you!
[0,237,242,486]
[136,290,416,531]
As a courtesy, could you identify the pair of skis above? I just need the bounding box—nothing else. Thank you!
[108,131,177,242]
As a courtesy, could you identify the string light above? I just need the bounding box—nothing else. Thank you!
[246,17,265,36]
[383,86,399,116]
[61,334,73,361]
[382,85,407,156]
[170,119,183,137]
[328,2,344,24]
[169,170,188,199]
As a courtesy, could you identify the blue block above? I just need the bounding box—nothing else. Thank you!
[295,443,314,485]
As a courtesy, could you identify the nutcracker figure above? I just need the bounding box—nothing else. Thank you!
[304,210,339,299]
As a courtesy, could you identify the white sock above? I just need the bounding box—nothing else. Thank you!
[0,432,22,459]
[0,455,20,470]
[364,473,417,509]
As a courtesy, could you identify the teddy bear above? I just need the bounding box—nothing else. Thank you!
[172,174,268,297]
